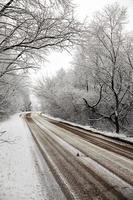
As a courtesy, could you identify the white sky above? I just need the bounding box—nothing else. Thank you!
[31,0,133,82]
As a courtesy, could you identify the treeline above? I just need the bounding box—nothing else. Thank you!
[36,3,133,133]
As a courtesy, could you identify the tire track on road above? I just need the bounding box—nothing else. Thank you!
[26,117,128,200]
[35,115,133,187]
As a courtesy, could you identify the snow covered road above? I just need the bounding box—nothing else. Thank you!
[25,113,133,200]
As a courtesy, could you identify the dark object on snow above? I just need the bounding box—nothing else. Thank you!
[76,153,79,157]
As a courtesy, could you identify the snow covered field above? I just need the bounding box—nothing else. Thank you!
[0,114,66,200]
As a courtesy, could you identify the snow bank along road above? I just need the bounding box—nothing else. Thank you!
[25,113,133,200]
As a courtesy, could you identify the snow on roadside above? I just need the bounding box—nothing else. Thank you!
[0,114,45,200]
[42,114,133,144]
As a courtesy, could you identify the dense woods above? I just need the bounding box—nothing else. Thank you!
[36,3,133,134]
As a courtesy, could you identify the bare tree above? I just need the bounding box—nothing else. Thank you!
[0,0,81,76]
[81,3,133,133]
[0,0,82,120]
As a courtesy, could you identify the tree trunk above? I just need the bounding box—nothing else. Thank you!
[115,112,119,133]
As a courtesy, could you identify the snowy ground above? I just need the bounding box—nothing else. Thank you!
[0,114,66,200]
[42,114,133,144]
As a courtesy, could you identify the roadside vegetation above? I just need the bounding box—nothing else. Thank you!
[0,0,80,119]
[35,3,133,134]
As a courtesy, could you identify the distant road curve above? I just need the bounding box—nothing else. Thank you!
[25,113,133,200]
